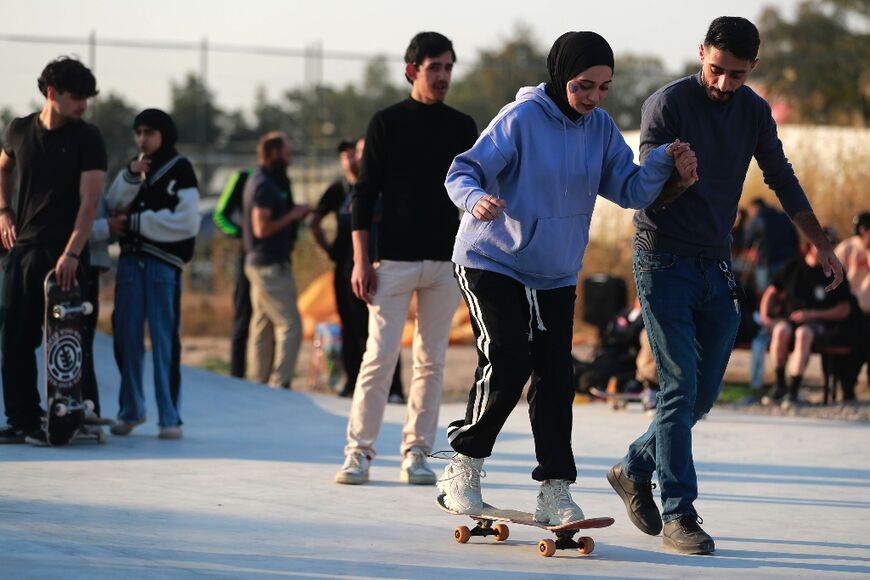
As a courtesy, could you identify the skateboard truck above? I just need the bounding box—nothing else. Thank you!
[52,301,94,320]
[54,398,95,418]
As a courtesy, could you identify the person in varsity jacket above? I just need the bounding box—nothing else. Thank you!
[106,108,200,440]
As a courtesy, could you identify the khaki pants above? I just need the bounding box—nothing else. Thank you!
[244,262,302,387]
[346,260,459,458]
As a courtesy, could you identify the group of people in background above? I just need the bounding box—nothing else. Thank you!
[732,199,868,406]
[1,14,866,559]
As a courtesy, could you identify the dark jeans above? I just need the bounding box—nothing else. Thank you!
[448,266,577,482]
[230,248,252,378]
[334,258,403,396]
[621,251,740,522]
[1,244,87,431]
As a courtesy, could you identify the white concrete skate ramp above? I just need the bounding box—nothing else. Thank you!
[1,334,868,578]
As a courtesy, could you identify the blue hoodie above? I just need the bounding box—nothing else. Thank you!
[446,83,676,289]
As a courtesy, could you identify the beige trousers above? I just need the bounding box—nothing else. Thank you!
[244,262,302,387]
[345,260,459,458]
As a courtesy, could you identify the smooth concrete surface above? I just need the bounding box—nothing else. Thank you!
[1,334,868,579]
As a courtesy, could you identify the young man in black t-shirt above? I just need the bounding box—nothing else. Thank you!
[0,57,107,445]
[759,239,851,407]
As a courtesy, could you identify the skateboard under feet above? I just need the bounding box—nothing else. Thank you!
[437,495,614,557]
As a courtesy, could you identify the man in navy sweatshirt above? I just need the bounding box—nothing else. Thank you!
[607,16,844,555]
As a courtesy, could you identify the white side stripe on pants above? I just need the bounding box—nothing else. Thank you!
[450,265,494,443]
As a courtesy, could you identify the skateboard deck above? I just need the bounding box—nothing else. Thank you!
[437,494,614,557]
[43,271,98,446]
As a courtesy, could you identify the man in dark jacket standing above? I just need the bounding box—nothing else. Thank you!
[0,57,106,446]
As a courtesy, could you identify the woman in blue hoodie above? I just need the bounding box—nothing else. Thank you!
[437,32,698,525]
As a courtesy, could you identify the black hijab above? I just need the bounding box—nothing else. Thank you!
[544,31,615,123]
[133,108,179,170]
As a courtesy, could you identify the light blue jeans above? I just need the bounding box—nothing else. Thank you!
[620,250,740,522]
[113,254,183,428]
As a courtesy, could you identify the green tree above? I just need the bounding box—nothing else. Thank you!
[600,55,679,130]
[88,92,139,177]
[170,73,224,145]
[757,0,869,125]
[449,26,548,130]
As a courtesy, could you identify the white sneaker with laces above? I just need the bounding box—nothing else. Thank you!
[436,454,485,514]
[534,479,585,526]
[400,447,436,484]
[335,450,371,485]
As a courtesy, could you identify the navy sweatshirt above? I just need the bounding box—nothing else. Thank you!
[633,73,811,259]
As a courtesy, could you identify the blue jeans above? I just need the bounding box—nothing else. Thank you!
[113,254,183,427]
[621,250,740,522]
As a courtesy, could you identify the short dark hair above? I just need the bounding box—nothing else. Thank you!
[37,56,98,98]
[704,17,760,61]
[404,32,456,83]
[336,138,358,154]
[257,131,288,163]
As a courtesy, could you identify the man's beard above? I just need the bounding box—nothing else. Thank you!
[700,70,734,102]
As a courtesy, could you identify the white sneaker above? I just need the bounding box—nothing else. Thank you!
[436,454,485,514]
[534,479,585,526]
[400,447,436,485]
[335,451,371,485]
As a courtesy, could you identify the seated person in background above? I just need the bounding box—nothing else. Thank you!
[573,298,645,397]
[759,236,851,407]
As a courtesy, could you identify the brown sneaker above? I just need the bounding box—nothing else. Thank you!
[110,417,146,436]
[158,425,183,440]
[607,463,663,535]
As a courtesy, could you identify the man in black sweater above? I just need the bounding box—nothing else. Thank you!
[607,17,844,555]
[335,32,477,486]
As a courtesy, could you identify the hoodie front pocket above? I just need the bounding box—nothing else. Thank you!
[513,213,589,278]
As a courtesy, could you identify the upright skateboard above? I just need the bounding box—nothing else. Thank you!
[43,271,103,446]
[437,495,614,557]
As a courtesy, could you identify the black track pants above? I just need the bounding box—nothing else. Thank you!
[448,265,578,482]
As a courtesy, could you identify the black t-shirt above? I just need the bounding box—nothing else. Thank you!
[2,113,107,245]
[243,167,295,267]
[773,256,851,317]
[316,179,353,264]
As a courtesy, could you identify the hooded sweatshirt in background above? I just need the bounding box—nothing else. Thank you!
[445,83,675,290]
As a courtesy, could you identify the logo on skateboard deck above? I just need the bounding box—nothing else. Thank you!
[46,328,83,388]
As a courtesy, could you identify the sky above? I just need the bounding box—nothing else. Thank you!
[0,0,802,117]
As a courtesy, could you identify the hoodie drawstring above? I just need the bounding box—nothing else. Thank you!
[524,287,547,340]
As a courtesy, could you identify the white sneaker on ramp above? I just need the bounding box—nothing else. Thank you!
[436,454,485,514]
[401,447,437,485]
[335,451,371,485]
[534,479,585,526]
